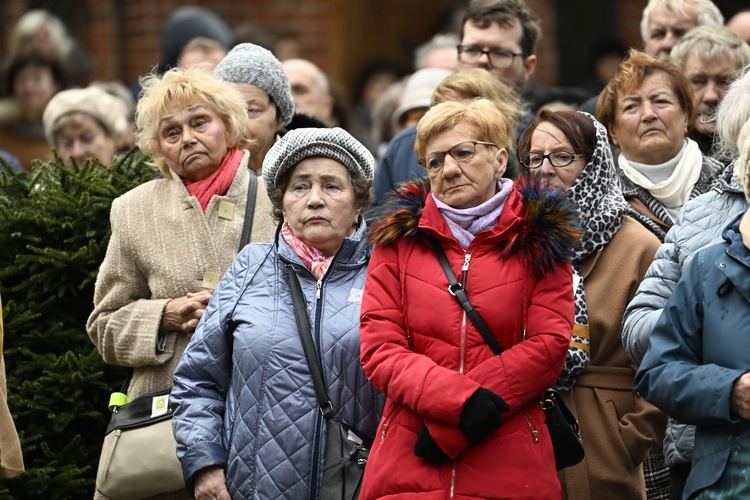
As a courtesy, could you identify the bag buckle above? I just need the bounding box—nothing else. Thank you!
[448,283,462,296]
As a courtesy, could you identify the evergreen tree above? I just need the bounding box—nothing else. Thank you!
[0,151,157,499]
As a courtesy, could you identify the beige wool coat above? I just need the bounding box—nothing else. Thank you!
[559,217,668,500]
[0,294,24,480]
[87,151,276,499]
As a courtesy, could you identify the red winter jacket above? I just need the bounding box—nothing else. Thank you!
[359,178,578,500]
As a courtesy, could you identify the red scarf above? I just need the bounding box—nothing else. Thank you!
[182,148,243,211]
[281,222,335,280]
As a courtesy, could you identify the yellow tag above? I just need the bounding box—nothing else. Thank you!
[151,394,169,418]
[218,201,235,220]
[202,271,222,290]
[108,392,128,411]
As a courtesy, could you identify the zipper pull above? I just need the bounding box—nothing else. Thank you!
[532,429,539,442]
[462,253,471,272]
[316,280,322,299]
[381,422,389,443]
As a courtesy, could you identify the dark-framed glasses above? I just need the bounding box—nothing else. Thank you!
[520,151,584,169]
[457,45,524,69]
[418,140,498,172]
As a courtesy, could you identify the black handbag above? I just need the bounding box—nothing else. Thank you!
[286,263,370,500]
[429,237,584,470]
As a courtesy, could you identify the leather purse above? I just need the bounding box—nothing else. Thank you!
[429,236,584,470]
[95,388,184,499]
[286,263,370,500]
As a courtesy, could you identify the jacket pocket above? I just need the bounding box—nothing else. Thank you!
[682,449,730,499]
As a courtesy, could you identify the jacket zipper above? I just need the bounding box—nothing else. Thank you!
[522,408,539,443]
[310,276,325,499]
[459,253,471,374]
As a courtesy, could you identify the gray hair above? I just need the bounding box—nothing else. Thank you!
[715,64,750,161]
[640,0,723,42]
[414,33,460,70]
[671,25,750,69]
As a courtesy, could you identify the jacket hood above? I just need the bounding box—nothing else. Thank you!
[718,161,744,195]
[369,176,581,278]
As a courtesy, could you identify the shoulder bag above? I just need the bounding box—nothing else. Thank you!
[286,263,370,500]
[429,236,584,470]
[95,173,260,498]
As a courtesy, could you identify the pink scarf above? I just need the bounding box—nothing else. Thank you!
[182,148,243,211]
[281,222,335,280]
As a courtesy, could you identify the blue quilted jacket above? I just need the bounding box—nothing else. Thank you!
[172,223,383,498]
[623,163,748,467]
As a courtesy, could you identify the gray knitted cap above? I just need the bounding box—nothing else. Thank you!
[262,127,375,194]
[214,43,294,125]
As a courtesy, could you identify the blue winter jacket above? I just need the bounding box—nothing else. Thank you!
[635,214,750,499]
[623,163,748,466]
[172,223,383,498]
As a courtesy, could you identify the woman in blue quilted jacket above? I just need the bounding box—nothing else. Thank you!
[171,127,383,499]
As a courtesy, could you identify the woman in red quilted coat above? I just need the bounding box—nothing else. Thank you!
[359,99,580,499]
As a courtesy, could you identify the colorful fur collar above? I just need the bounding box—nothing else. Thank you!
[368,176,581,278]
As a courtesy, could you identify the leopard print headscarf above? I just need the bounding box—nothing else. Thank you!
[554,112,630,391]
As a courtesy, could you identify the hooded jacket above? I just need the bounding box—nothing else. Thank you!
[359,177,579,499]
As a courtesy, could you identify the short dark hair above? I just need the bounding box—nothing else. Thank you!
[517,109,596,165]
[460,0,542,56]
[4,51,68,96]
[269,166,373,224]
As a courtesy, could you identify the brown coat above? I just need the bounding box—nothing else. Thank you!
[559,217,667,499]
[87,152,276,499]
[0,294,23,479]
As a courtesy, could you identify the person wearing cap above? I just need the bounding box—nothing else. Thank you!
[87,65,277,499]
[171,127,383,499]
[358,99,578,498]
[214,43,295,175]
[42,86,127,167]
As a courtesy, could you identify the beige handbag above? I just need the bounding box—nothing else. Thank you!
[95,388,184,499]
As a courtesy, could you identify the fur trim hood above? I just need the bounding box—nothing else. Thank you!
[369,176,581,278]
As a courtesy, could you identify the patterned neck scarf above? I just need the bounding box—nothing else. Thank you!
[182,148,243,212]
[554,112,630,391]
[433,178,513,248]
[281,222,337,280]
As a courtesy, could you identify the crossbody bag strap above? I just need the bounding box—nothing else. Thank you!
[285,263,334,419]
[238,172,257,251]
[428,236,503,356]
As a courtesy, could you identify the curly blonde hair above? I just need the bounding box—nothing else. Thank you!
[135,65,251,177]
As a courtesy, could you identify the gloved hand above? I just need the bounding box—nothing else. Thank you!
[414,426,451,463]
[458,388,510,444]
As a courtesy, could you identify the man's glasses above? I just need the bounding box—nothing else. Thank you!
[520,151,584,169]
[457,45,524,69]
[418,140,498,172]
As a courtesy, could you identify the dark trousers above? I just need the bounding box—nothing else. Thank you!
[669,463,691,500]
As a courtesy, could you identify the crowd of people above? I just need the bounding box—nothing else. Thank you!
[2,0,750,499]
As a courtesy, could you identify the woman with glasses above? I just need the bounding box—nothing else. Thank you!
[517,109,666,499]
[357,99,580,498]
[597,50,723,242]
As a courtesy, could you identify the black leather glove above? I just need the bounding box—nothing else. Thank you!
[458,388,510,444]
[414,425,451,463]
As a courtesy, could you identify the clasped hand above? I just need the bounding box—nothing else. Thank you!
[160,290,212,336]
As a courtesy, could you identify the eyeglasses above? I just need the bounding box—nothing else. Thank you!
[457,45,525,69]
[418,140,498,172]
[520,151,585,169]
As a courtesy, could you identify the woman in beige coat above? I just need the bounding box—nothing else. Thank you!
[518,109,667,499]
[86,66,276,499]
[0,293,23,480]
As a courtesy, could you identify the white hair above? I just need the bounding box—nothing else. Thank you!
[640,0,723,42]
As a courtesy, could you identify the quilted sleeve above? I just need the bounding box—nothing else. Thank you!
[171,246,257,492]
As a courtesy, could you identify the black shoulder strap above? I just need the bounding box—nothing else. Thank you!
[428,236,503,356]
[285,263,333,419]
[239,172,257,251]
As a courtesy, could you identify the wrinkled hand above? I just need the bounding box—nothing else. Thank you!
[160,290,212,335]
[414,425,451,463]
[194,467,230,500]
[458,388,510,444]
[731,372,750,420]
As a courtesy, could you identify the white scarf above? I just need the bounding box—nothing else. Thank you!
[618,139,702,211]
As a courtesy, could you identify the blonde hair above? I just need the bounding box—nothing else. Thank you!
[736,119,750,202]
[415,99,509,159]
[431,68,522,150]
[135,65,251,177]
